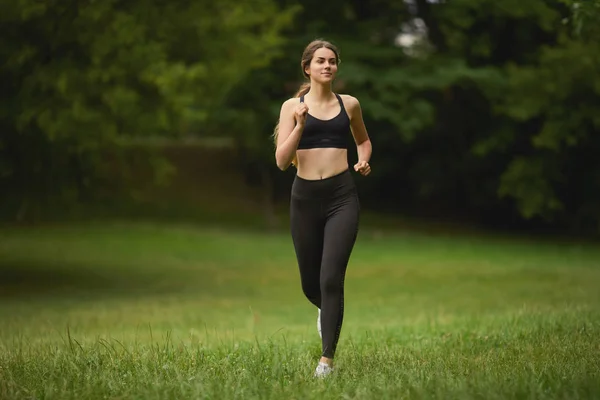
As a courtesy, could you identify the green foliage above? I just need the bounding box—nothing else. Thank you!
[562,0,600,38]
[330,0,600,230]
[0,0,293,221]
[3,0,600,233]
[488,39,600,223]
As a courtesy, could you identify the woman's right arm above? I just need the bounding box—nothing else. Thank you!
[275,99,307,171]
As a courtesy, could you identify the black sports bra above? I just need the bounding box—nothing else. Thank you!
[297,93,351,150]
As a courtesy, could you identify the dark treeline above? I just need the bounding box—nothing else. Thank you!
[2,0,599,235]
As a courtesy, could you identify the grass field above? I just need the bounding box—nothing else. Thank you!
[0,222,599,399]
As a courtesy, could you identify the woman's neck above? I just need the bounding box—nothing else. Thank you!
[306,82,334,103]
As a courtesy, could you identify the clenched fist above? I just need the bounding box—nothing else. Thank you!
[294,102,309,127]
[354,160,371,176]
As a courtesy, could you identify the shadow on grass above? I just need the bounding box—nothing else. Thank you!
[0,258,202,301]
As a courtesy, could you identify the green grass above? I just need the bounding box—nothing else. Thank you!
[1,222,599,399]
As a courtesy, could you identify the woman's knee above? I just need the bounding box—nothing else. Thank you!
[320,271,343,296]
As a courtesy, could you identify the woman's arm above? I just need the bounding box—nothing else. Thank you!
[275,99,307,171]
[346,95,372,175]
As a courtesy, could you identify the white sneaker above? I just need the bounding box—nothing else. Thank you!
[314,361,334,378]
[317,309,322,339]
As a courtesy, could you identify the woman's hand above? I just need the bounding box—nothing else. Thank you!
[294,103,309,127]
[354,161,371,176]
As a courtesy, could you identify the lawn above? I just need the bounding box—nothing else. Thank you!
[0,222,599,399]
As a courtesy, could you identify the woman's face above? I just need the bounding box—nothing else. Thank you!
[305,47,338,83]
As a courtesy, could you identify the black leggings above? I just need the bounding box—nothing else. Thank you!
[290,169,360,359]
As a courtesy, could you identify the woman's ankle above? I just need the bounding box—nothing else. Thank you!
[319,356,334,366]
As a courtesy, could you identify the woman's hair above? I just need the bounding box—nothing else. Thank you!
[273,39,341,167]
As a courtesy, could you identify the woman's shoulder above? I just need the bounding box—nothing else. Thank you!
[279,97,302,116]
[282,97,302,106]
[338,94,361,113]
[280,97,302,110]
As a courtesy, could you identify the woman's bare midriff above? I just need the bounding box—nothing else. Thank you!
[295,148,349,180]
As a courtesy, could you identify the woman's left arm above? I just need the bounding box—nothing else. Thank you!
[347,96,372,176]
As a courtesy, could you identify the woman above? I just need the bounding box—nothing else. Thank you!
[273,39,372,378]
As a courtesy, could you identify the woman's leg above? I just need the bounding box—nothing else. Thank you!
[319,191,360,360]
[290,196,324,309]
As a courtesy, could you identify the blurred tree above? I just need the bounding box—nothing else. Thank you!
[223,0,600,233]
[567,0,600,37]
[476,0,600,231]
[338,0,600,232]
[211,0,413,227]
[0,0,294,221]
[4,0,599,234]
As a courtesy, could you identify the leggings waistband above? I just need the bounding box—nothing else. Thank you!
[291,169,356,199]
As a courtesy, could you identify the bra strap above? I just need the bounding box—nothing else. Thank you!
[300,95,304,103]
[334,93,347,112]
